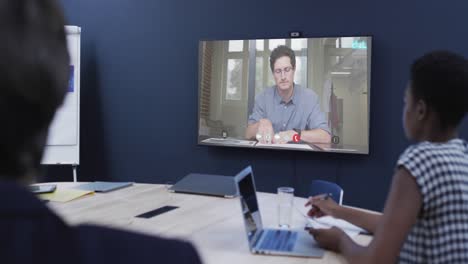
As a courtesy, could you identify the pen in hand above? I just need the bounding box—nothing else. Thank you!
[313,193,331,214]
[323,193,332,200]
[305,193,334,218]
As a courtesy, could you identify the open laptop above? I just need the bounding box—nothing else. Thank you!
[233,166,324,258]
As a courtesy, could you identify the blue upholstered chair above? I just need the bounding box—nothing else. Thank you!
[309,180,344,205]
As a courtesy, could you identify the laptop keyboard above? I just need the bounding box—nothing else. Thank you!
[257,229,298,252]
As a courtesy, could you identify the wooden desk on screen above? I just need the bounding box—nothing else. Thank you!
[46,183,372,264]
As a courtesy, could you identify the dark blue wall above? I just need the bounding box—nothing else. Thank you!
[48,0,468,211]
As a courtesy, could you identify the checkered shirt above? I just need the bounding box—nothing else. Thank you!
[397,138,468,263]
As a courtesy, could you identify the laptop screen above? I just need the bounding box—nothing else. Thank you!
[236,166,263,246]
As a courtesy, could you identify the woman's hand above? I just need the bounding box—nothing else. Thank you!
[305,194,340,218]
[307,226,346,252]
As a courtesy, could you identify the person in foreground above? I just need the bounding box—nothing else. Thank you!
[305,50,468,263]
[0,1,202,263]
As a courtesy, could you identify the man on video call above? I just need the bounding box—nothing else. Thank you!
[245,45,331,144]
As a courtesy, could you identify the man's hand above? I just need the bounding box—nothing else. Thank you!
[307,226,346,252]
[257,119,274,144]
[276,130,298,144]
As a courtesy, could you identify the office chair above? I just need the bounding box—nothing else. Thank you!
[309,180,343,205]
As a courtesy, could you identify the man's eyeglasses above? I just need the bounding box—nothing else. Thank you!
[273,66,293,75]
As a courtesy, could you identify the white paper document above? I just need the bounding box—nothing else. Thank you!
[46,93,78,146]
[306,216,366,237]
[201,138,256,146]
[295,206,366,238]
[255,143,313,150]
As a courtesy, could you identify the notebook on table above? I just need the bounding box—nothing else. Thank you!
[168,173,237,198]
[76,181,133,193]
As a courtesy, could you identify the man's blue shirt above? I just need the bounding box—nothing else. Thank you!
[248,84,330,134]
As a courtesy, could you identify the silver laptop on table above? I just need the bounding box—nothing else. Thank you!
[233,166,324,258]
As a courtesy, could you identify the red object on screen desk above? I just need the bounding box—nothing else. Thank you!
[292,133,300,142]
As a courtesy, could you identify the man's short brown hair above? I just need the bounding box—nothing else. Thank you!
[270,45,296,72]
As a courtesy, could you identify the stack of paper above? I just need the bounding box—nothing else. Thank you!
[39,188,94,202]
[294,206,366,238]
[306,216,366,237]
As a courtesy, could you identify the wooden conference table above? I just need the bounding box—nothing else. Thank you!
[46,183,373,264]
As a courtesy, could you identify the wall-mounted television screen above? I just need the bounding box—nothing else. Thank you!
[198,36,371,154]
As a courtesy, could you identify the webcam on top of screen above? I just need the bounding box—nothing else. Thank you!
[289,31,302,38]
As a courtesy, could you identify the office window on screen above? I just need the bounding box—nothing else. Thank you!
[225,40,247,101]
[223,39,308,101]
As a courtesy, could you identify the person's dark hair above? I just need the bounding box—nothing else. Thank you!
[0,0,69,180]
[270,45,296,72]
[410,50,468,128]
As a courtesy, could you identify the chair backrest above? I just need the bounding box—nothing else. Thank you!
[309,180,343,205]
